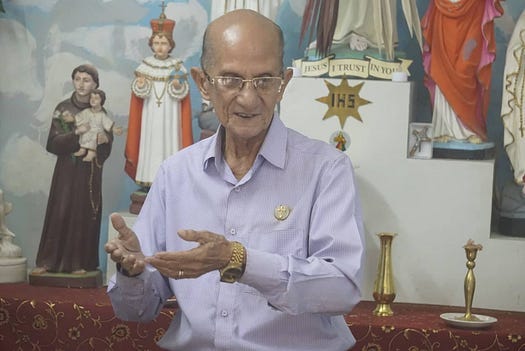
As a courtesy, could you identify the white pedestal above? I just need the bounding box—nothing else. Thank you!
[106,212,137,285]
[0,257,27,283]
[280,78,525,312]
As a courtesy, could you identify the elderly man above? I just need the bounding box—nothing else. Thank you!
[106,9,364,351]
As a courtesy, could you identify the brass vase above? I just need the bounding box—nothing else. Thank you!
[373,232,396,316]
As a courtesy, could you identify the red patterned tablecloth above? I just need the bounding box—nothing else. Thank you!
[0,283,172,350]
[1,283,525,350]
[349,301,525,351]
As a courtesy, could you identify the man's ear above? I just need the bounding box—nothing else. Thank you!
[190,67,211,100]
[276,68,294,102]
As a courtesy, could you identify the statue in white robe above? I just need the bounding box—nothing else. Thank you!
[0,189,27,284]
[124,8,193,188]
[302,0,422,60]
[211,0,283,21]
[130,56,190,186]
[501,9,525,190]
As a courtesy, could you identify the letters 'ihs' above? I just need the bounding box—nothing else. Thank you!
[316,79,371,129]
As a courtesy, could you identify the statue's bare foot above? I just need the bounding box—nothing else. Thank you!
[31,266,48,275]
[434,135,452,143]
[467,135,483,144]
[349,33,369,51]
[72,269,87,275]
[73,148,86,157]
[82,153,96,162]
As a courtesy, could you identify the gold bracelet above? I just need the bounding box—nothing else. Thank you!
[219,241,246,283]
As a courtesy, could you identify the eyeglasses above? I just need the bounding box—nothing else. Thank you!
[205,73,284,94]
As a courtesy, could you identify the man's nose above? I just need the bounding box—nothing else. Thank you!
[236,80,259,101]
[239,79,257,91]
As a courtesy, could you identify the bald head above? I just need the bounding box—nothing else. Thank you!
[200,9,284,72]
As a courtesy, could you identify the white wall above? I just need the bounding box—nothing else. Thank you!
[280,77,525,312]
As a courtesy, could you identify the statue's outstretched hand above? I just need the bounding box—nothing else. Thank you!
[136,76,146,88]
[172,79,181,89]
[105,213,146,276]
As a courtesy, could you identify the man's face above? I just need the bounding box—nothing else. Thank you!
[202,31,290,144]
[152,35,172,60]
[73,72,97,98]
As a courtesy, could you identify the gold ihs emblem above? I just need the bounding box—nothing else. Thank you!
[274,205,291,221]
[316,79,371,129]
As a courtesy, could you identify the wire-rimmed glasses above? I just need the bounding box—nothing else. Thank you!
[205,73,284,95]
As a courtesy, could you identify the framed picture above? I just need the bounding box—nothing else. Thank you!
[407,123,433,159]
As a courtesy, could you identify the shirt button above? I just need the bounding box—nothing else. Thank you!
[230,228,236,235]
[221,310,228,317]
[234,187,241,192]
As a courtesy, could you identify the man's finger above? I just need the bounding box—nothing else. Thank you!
[104,242,116,253]
[178,229,220,244]
[110,212,132,240]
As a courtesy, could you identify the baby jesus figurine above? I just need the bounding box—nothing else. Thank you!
[66,89,122,162]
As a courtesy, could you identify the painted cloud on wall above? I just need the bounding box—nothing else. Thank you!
[0,18,42,101]
[0,135,55,196]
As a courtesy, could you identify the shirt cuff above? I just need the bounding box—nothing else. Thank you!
[239,248,287,296]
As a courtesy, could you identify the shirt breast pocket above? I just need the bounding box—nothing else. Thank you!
[247,228,306,258]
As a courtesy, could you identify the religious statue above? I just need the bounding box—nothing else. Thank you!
[501,9,525,192]
[197,99,220,141]
[31,64,113,284]
[0,189,20,258]
[0,189,27,283]
[73,89,122,162]
[300,0,422,60]
[124,4,193,193]
[497,9,525,237]
[422,0,503,146]
[210,0,283,21]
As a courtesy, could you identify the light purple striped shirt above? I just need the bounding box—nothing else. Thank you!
[108,114,365,351]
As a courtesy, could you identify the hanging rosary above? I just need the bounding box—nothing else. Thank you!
[153,81,168,107]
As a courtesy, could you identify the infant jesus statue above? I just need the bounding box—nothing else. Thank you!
[66,88,122,162]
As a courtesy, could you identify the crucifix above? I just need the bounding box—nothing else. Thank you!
[409,126,432,157]
[159,1,167,14]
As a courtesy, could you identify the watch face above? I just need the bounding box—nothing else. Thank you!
[221,265,243,283]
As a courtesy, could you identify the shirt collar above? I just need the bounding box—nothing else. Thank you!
[203,113,288,171]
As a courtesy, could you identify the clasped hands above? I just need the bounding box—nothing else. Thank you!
[104,213,233,279]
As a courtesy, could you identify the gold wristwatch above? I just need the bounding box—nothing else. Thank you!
[219,241,246,283]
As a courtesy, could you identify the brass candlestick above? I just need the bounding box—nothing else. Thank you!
[440,239,496,328]
[373,232,396,316]
[459,239,483,321]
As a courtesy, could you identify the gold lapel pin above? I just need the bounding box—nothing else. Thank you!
[274,204,291,221]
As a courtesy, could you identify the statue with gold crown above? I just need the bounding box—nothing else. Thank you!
[125,2,193,213]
